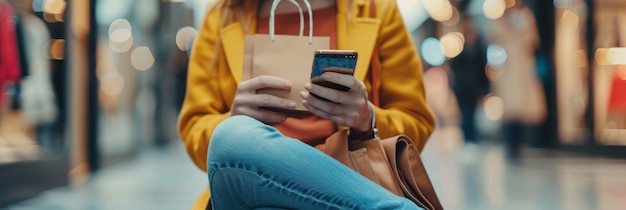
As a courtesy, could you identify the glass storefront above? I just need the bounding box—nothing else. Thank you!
[591,0,626,145]
[556,0,626,147]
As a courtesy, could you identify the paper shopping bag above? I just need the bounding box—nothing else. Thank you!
[242,0,329,118]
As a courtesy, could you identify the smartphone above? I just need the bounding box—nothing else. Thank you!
[311,50,358,91]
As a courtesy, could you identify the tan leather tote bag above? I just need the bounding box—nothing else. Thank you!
[316,130,443,210]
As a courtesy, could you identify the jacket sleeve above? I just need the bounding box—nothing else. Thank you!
[177,8,230,172]
[373,0,436,151]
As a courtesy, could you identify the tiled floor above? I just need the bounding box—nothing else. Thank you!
[6,127,626,210]
[422,127,626,210]
[5,142,207,210]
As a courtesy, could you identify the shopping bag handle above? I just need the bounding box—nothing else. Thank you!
[269,0,314,44]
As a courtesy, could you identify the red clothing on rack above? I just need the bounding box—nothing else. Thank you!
[0,0,22,102]
[608,66,626,112]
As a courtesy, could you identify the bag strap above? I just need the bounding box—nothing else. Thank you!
[369,0,380,106]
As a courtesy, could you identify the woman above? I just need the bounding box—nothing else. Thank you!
[178,0,435,209]
[489,1,546,158]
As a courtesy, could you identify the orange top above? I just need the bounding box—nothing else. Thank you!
[257,5,338,146]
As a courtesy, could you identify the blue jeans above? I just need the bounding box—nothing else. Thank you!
[207,115,421,210]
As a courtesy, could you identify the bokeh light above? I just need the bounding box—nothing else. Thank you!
[441,6,460,26]
[487,44,508,67]
[484,95,504,121]
[44,0,66,15]
[108,19,132,43]
[561,9,580,27]
[108,19,133,53]
[175,27,198,51]
[440,32,465,58]
[483,0,506,20]
[49,39,65,60]
[607,48,626,65]
[595,48,609,65]
[33,0,45,12]
[131,47,155,71]
[595,48,626,65]
[421,37,446,66]
[504,0,516,8]
[423,0,453,22]
[43,0,66,24]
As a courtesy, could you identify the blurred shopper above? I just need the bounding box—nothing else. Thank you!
[178,0,435,209]
[450,14,489,145]
[489,1,546,159]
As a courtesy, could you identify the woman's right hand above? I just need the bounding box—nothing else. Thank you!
[231,75,297,124]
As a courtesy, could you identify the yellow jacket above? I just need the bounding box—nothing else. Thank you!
[177,0,435,209]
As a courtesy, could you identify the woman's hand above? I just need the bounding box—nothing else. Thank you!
[231,75,297,124]
[300,68,373,132]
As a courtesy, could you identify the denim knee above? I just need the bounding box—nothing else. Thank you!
[208,115,279,167]
[210,115,260,150]
[212,115,263,142]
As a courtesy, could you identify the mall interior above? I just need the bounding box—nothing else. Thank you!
[1,0,626,209]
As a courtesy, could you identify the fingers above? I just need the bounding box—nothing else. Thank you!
[301,98,358,127]
[316,69,365,93]
[238,75,292,94]
[231,91,296,124]
[232,75,295,123]
[233,94,297,110]
[301,70,370,127]
[299,91,345,115]
[231,75,299,124]
[303,83,365,105]
[300,90,362,127]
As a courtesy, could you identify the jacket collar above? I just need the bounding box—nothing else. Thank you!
[220,0,380,83]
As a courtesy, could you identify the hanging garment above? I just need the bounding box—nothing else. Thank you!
[0,0,21,103]
[608,66,626,112]
[10,14,29,110]
[14,13,29,78]
[19,13,58,125]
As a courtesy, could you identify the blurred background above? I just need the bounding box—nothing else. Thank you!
[0,0,625,209]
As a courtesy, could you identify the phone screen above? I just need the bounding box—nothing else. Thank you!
[311,53,358,78]
[310,52,358,92]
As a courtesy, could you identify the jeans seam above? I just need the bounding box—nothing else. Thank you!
[209,162,355,209]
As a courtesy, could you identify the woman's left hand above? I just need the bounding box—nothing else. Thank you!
[299,68,373,132]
